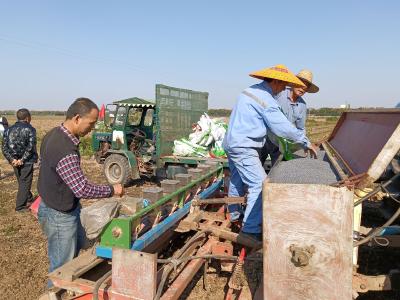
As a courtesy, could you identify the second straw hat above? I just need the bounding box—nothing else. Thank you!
[296,69,319,93]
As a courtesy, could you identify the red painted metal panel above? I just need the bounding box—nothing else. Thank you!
[328,110,400,175]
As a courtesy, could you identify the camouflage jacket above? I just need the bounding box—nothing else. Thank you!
[2,121,38,164]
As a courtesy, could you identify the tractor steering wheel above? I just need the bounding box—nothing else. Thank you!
[132,128,146,140]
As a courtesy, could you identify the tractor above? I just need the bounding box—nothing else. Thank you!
[92,84,211,184]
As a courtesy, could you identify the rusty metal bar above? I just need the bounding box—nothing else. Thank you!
[159,236,207,285]
[160,206,228,299]
[330,173,366,189]
[191,196,245,206]
[160,239,215,300]
[199,225,262,249]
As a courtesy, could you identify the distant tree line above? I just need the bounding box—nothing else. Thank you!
[208,109,232,117]
[308,108,344,116]
[0,110,65,116]
[209,107,388,117]
[208,108,345,117]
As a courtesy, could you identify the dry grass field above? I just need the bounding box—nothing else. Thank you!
[3,114,65,137]
[1,114,397,299]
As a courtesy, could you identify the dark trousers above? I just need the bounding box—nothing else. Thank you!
[260,138,280,167]
[13,163,34,210]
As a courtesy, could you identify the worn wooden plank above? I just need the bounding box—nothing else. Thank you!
[262,182,353,300]
[49,250,103,281]
[353,197,362,266]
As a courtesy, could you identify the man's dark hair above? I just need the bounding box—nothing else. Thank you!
[66,98,98,120]
[16,108,31,121]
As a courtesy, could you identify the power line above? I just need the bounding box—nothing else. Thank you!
[0,33,240,105]
[0,33,150,73]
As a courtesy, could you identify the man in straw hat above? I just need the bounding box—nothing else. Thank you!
[261,69,320,166]
[223,64,317,240]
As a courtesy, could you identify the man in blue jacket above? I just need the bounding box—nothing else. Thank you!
[261,69,319,165]
[223,65,317,240]
[2,109,38,212]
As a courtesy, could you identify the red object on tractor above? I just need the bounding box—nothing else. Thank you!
[98,104,105,120]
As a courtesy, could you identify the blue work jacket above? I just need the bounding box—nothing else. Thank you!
[275,87,307,132]
[223,81,310,152]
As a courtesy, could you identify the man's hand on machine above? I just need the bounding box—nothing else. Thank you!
[113,184,124,197]
[305,144,318,159]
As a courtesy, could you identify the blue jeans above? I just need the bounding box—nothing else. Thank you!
[38,201,85,285]
[227,148,266,233]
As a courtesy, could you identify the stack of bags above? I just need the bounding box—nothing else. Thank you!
[173,113,227,158]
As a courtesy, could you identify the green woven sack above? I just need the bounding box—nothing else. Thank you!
[277,137,295,160]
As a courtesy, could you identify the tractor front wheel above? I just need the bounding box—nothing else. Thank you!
[103,154,132,185]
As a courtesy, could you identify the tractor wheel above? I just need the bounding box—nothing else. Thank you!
[103,154,132,185]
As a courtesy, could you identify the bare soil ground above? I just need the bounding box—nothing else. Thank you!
[0,158,155,299]
[1,115,398,299]
[0,161,47,299]
[0,116,155,299]
[0,115,64,299]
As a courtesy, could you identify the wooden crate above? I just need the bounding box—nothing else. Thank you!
[262,182,353,300]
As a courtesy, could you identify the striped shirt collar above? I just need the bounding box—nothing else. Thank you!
[60,124,80,146]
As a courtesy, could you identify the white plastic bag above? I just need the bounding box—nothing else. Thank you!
[173,139,208,157]
[80,199,120,240]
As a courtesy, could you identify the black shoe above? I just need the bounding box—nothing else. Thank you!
[240,231,262,242]
[15,208,29,213]
[27,196,35,205]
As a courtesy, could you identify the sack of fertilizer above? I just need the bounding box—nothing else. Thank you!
[195,114,213,146]
[173,138,209,157]
[173,113,228,157]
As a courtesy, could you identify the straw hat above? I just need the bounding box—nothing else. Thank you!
[249,64,306,88]
[296,69,319,93]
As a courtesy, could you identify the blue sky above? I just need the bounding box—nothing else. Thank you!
[0,1,399,110]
